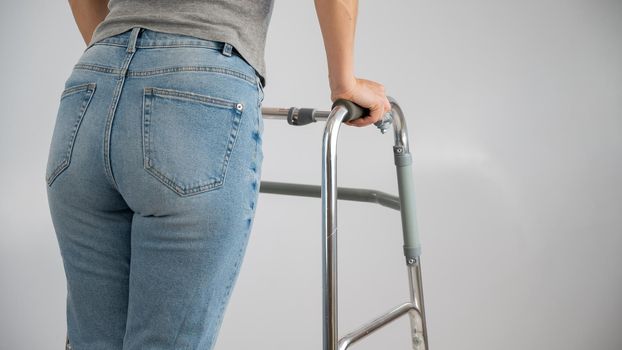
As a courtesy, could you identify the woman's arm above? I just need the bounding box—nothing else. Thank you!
[314,0,391,127]
[68,0,109,46]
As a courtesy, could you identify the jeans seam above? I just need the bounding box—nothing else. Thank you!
[74,63,256,87]
[129,66,256,85]
[207,244,247,350]
[102,50,135,193]
[73,63,119,74]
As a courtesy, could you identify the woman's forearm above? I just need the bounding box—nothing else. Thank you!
[314,0,358,95]
[68,0,110,45]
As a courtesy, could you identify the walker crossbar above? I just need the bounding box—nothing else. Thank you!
[259,181,401,210]
[338,302,420,350]
[259,97,429,350]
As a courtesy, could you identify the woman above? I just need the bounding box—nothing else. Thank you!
[46,0,391,349]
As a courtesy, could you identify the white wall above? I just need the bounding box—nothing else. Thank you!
[1,1,620,349]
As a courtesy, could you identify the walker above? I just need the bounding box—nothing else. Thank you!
[259,98,429,350]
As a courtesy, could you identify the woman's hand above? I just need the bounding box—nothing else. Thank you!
[330,77,392,127]
[314,0,390,127]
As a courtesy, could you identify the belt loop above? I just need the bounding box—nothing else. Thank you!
[126,27,142,53]
[222,43,233,57]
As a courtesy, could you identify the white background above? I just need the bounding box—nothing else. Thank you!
[1,1,620,349]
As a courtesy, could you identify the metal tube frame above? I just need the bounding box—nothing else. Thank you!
[259,97,428,349]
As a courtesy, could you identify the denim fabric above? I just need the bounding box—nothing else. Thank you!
[45,27,264,350]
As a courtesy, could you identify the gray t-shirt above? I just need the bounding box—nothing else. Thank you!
[89,0,275,87]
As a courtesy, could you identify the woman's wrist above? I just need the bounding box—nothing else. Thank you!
[329,74,357,100]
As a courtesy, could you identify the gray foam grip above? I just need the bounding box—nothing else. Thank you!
[331,99,371,122]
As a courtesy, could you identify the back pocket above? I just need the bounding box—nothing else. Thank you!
[142,87,245,196]
[45,82,96,186]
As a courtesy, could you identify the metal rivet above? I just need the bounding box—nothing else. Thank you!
[236,103,244,111]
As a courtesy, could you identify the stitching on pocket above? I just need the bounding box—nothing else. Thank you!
[146,87,243,110]
[142,87,244,196]
[45,82,96,186]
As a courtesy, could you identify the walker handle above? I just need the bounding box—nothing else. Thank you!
[331,99,371,122]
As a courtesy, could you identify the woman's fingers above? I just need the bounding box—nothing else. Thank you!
[332,77,391,127]
[346,103,384,126]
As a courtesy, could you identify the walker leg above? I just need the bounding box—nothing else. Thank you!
[389,96,429,349]
[407,258,428,350]
[321,104,351,350]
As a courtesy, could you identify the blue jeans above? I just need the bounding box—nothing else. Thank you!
[45,27,264,350]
